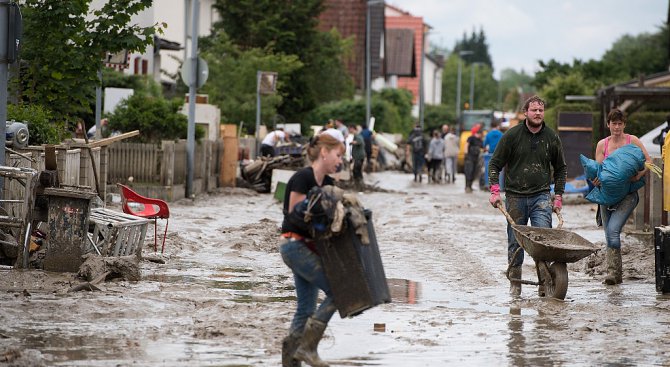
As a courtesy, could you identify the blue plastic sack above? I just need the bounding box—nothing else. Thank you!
[580,144,646,206]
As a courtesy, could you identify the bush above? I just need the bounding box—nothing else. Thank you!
[424,105,456,135]
[7,104,66,145]
[626,111,667,137]
[305,88,414,135]
[107,94,204,143]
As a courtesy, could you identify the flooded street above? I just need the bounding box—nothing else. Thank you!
[1,170,669,366]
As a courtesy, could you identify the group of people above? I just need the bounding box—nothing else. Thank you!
[276,95,652,366]
[260,120,376,191]
[407,119,503,191]
[406,123,460,183]
[326,119,375,189]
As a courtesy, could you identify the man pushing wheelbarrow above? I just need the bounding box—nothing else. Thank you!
[487,96,569,297]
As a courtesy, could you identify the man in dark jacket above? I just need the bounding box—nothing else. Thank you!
[488,95,567,297]
[406,124,426,182]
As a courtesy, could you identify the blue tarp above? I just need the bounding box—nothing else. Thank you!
[580,144,646,206]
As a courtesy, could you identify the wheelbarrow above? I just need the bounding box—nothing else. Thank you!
[497,204,600,299]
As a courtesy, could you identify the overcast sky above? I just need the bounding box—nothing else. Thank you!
[388,0,668,78]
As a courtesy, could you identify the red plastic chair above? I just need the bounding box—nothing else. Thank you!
[117,183,170,253]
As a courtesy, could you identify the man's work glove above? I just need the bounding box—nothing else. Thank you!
[553,194,563,213]
[489,184,501,208]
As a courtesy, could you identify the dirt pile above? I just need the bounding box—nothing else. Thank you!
[573,234,655,282]
[221,218,282,253]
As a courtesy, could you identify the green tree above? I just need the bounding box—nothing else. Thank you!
[498,68,534,111]
[17,0,162,129]
[465,62,497,110]
[301,29,355,105]
[7,104,65,145]
[208,0,353,123]
[211,0,323,54]
[305,88,413,135]
[534,24,669,92]
[107,93,203,143]
[423,104,456,134]
[453,27,493,68]
[601,25,669,80]
[539,72,596,108]
[199,32,303,134]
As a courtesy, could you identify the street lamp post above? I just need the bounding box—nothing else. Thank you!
[469,61,484,111]
[455,50,473,122]
[365,0,383,128]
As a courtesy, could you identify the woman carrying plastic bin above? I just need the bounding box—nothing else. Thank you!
[279,128,345,367]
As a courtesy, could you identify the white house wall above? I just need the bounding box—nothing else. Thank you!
[423,57,442,105]
[90,0,218,84]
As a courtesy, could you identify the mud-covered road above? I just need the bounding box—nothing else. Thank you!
[0,170,669,366]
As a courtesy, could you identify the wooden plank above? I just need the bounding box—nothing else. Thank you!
[221,136,238,187]
[557,126,593,132]
[69,130,140,148]
[220,124,237,138]
[45,145,58,170]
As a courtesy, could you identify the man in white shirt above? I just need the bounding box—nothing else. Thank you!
[260,128,289,157]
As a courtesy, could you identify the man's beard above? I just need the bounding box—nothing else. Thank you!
[527,117,543,128]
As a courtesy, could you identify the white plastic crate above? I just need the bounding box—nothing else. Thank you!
[87,208,150,257]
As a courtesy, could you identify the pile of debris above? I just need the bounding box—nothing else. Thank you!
[240,154,305,193]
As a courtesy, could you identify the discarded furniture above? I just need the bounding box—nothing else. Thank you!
[0,166,38,268]
[240,154,304,193]
[117,183,170,253]
[40,187,97,272]
[87,208,150,258]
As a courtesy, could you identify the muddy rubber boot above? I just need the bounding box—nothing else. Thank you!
[509,266,522,296]
[282,331,302,367]
[603,247,621,285]
[294,317,329,367]
[614,248,623,284]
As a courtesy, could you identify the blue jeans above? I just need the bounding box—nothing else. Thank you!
[506,192,553,266]
[600,192,639,250]
[280,239,337,334]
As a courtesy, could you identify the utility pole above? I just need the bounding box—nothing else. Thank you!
[418,27,426,129]
[455,50,472,124]
[0,0,19,167]
[186,0,199,198]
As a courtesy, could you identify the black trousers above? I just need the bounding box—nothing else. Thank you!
[464,155,480,188]
[352,158,364,182]
[260,144,275,157]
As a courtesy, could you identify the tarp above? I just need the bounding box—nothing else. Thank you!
[580,144,646,206]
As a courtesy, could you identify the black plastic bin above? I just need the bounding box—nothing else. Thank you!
[655,226,670,293]
[316,209,391,318]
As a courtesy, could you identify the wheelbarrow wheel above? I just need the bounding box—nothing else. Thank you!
[546,262,568,300]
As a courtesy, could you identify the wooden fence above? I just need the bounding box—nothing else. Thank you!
[107,142,161,183]
[107,139,224,201]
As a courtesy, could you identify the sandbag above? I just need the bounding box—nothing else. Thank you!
[580,144,646,206]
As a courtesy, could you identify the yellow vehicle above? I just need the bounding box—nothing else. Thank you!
[457,110,494,172]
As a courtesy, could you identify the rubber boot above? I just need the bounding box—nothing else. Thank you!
[603,247,622,285]
[282,331,302,367]
[294,317,329,367]
[615,248,623,284]
[509,266,522,296]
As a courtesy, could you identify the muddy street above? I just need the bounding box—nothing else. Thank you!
[0,170,669,366]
